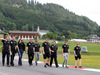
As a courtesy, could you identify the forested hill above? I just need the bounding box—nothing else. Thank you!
[0,0,99,39]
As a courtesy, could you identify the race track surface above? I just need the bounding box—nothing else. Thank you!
[0,54,100,75]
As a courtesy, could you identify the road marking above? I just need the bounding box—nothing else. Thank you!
[15,56,100,72]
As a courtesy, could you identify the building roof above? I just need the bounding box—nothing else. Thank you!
[87,34,100,39]
[71,39,87,42]
[39,30,49,33]
[9,31,38,34]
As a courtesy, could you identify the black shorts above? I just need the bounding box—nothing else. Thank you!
[75,55,81,60]
[43,53,51,59]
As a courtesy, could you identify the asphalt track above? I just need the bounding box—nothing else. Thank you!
[0,54,100,75]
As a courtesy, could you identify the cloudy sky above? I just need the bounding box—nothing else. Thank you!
[36,0,100,26]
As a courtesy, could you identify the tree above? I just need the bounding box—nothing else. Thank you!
[97,26,100,36]
[22,24,29,31]
[42,32,58,40]
[0,0,99,39]
[61,31,77,39]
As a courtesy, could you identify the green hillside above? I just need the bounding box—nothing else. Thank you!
[0,0,99,39]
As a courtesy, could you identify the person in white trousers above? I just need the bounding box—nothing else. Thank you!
[62,40,70,68]
[34,40,42,66]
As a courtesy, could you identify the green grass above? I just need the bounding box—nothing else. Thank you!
[23,55,100,69]
[0,40,100,55]
[55,41,100,55]
[0,41,2,51]
[0,40,100,69]
[56,41,100,52]
[23,40,100,69]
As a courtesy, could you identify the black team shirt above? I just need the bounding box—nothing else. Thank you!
[27,42,34,54]
[2,40,10,52]
[50,45,58,54]
[34,44,40,52]
[18,42,25,51]
[74,46,81,56]
[62,44,69,53]
[42,42,50,53]
[10,40,17,52]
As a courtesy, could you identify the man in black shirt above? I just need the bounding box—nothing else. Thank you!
[74,43,82,68]
[62,40,70,68]
[10,36,19,66]
[50,41,59,68]
[34,40,41,66]
[0,35,10,67]
[42,39,51,67]
[27,38,34,66]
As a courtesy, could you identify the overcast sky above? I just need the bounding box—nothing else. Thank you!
[36,0,100,26]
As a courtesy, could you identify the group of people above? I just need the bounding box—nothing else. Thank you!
[0,35,82,68]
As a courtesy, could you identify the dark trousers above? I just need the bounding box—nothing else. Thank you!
[10,51,15,64]
[28,53,34,65]
[2,51,10,65]
[50,53,58,67]
[18,50,23,65]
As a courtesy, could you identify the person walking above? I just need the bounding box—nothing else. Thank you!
[50,41,59,68]
[0,35,10,67]
[42,38,51,68]
[18,39,25,66]
[34,40,42,66]
[74,43,82,68]
[62,40,70,68]
[26,38,34,66]
[10,36,19,66]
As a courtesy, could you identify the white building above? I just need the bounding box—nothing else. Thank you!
[26,0,36,4]
[71,39,87,42]
[9,31,38,40]
[87,34,100,42]
[37,26,49,38]
[0,29,4,38]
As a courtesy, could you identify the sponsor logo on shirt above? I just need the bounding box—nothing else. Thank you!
[35,45,37,47]
[64,45,66,47]
[76,47,78,49]
[29,43,30,45]
[45,43,47,45]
